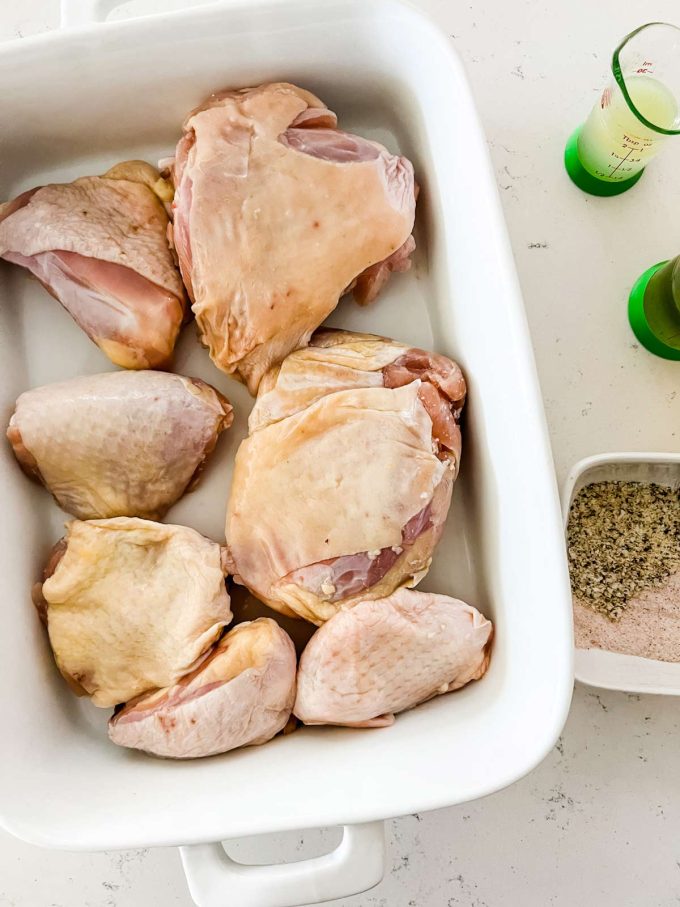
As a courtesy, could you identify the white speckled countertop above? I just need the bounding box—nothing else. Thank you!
[1,1,680,905]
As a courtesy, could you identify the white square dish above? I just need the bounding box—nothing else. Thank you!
[0,0,573,880]
[563,452,680,695]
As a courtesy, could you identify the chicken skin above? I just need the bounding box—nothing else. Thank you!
[36,518,232,707]
[7,371,233,520]
[250,328,465,465]
[294,589,492,727]
[0,161,186,369]
[226,331,465,624]
[170,83,416,392]
[109,618,296,759]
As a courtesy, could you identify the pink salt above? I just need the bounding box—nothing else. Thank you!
[574,570,680,663]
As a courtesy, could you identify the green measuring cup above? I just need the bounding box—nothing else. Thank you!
[629,257,680,359]
[565,22,680,196]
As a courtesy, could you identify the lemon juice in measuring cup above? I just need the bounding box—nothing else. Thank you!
[565,23,680,196]
[578,77,677,182]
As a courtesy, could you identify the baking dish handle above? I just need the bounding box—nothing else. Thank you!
[60,0,130,27]
[180,821,385,907]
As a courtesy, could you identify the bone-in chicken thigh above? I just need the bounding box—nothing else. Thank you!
[171,83,416,392]
[0,161,186,369]
[8,371,233,520]
[109,618,296,759]
[250,328,466,464]
[37,518,231,707]
[226,331,465,624]
[294,589,492,727]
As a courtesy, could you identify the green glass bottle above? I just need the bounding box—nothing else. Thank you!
[628,257,680,359]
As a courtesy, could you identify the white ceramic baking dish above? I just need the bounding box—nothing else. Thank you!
[0,1,574,904]
[563,452,680,696]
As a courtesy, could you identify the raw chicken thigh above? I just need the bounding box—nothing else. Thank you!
[109,618,296,759]
[7,370,233,520]
[37,518,231,707]
[295,589,492,727]
[170,82,416,392]
[226,330,465,624]
[0,161,186,369]
[251,328,465,463]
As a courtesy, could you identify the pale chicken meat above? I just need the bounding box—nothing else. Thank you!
[250,328,466,462]
[294,589,493,727]
[7,371,233,520]
[170,82,416,392]
[350,235,416,306]
[37,518,232,707]
[0,161,186,369]
[226,331,466,624]
[109,618,296,759]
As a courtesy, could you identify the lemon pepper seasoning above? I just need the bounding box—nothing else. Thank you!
[567,481,680,620]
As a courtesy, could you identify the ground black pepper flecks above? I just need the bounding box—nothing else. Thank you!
[567,481,680,621]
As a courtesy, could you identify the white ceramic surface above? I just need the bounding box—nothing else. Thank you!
[563,452,680,695]
[4,1,680,906]
[181,823,385,907]
[0,0,574,902]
